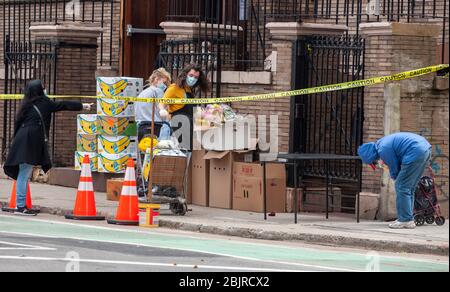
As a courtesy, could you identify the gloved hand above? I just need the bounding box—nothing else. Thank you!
[159,109,170,120]
[82,103,94,111]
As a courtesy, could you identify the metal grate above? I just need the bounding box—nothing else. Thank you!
[291,35,365,184]
[1,36,58,162]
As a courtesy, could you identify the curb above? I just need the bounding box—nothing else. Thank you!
[159,220,449,257]
[1,201,448,256]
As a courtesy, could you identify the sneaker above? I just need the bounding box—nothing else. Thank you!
[14,207,37,217]
[389,220,416,229]
[138,196,149,203]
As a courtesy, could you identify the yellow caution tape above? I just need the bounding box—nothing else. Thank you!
[1,64,448,104]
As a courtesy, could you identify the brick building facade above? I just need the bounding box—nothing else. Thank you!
[0,0,448,218]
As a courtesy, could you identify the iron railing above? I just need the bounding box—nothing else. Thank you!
[2,35,58,162]
[167,0,448,70]
[1,0,117,67]
[291,35,365,182]
[158,39,219,98]
[287,34,365,206]
[167,0,268,71]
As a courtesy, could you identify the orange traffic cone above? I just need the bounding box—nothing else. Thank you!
[107,158,139,226]
[65,155,105,221]
[1,181,39,213]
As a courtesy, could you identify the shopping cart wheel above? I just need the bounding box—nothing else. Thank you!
[425,216,435,225]
[170,202,187,216]
[414,215,425,226]
[435,216,446,226]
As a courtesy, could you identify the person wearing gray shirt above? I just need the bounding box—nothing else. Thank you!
[134,68,171,141]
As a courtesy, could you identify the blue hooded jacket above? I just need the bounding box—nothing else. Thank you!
[358,133,431,180]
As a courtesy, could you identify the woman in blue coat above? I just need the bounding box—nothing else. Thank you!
[358,132,432,229]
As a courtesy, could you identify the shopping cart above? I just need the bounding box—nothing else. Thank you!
[137,148,191,216]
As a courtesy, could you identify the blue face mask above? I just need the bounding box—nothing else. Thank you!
[156,82,167,92]
[186,76,198,87]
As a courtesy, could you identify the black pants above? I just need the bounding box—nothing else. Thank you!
[171,113,193,150]
[138,122,163,142]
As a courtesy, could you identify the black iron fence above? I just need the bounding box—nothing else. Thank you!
[1,0,117,67]
[1,35,58,162]
[158,40,219,98]
[1,0,118,163]
[167,0,268,71]
[291,35,365,183]
[288,34,365,209]
[167,0,448,70]
[263,0,448,22]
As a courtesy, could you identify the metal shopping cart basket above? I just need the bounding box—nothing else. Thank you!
[137,148,191,216]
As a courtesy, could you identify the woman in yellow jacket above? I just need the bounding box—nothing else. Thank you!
[160,64,209,149]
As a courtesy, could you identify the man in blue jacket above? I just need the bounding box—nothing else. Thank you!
[358,133,432,229]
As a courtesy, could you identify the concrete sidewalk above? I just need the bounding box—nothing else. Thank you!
[0,178,448,256]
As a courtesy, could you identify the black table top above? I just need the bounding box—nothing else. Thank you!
[276,153,362,161]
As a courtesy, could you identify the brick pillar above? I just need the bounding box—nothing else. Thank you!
[360,22,448,220]
[30,22,102,167]
[266,23,348,153]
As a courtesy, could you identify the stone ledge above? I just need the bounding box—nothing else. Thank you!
[360,22,441,37]
[30,21,103,41]
[214,71,272,85]
[161,21,243,38]
[267,22,348,39]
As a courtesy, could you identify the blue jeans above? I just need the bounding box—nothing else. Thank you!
[394,150,431,222]
[159,122,172,140]
[17,164,34,208]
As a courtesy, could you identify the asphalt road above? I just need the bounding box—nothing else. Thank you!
[0,214,448,272]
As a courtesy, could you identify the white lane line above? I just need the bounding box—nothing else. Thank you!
[0,230,360,272]
[0,255,311,272]
[2,213,447,266]
[0,240,56,251]
[1,214,448,267]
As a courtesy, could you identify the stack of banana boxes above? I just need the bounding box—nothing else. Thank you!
[75,77,143,173]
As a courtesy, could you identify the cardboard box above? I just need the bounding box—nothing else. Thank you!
[77,114,98,135]
[186,162,192,204]
[74,152,98,172]
[191,150,210,206]
[98,153,134,173]
[77,134,97,152]
[98,135,137,155]
[106,178,123,201]
[233,163,286,213]
[96,77,143,99]
[97,98,135,117]
[194,118,257,151]
[204,151,248,209]
[97,116,137,136]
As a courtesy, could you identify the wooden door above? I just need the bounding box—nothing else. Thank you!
[120,0,168,79]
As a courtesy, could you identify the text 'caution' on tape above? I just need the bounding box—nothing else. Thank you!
[1,64,448,105]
